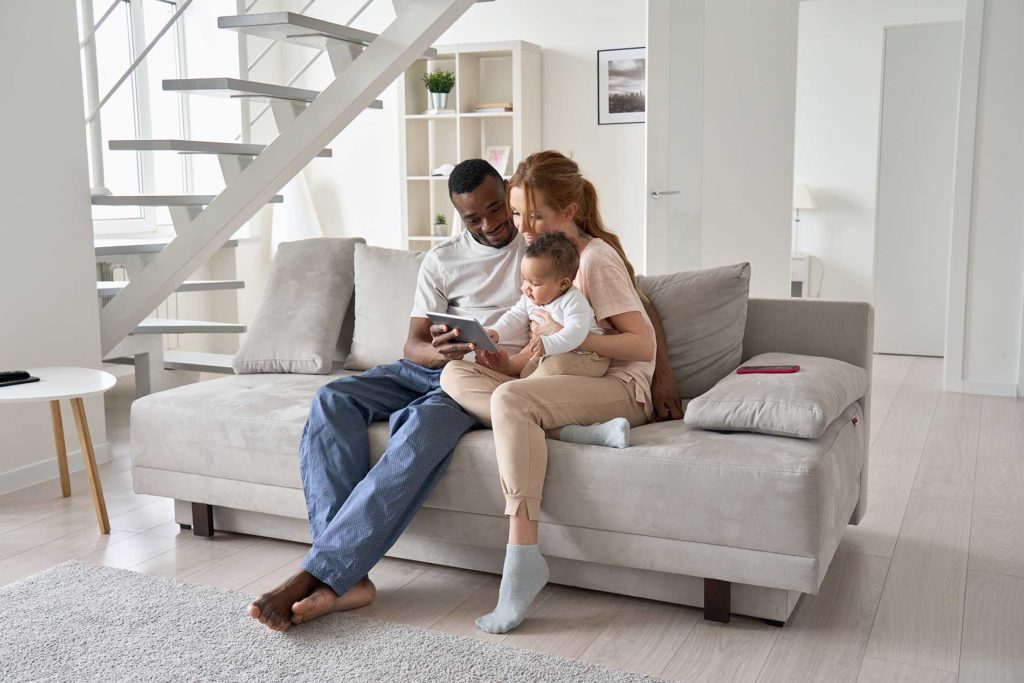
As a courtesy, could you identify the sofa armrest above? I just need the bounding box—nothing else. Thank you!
[743,298,874,524]
[743,299,873,371]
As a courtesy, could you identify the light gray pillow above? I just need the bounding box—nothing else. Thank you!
[638,263,751,399]
[684,352,870,439]
[343,244,425,371]
[232,237,363,375]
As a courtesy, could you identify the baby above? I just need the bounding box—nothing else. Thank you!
[486,232,609,379]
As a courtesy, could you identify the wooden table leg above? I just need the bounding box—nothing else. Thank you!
[70,397,110,534]
[49,400,71,498]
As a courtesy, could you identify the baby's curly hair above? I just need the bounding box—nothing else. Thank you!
[525,232,580,280]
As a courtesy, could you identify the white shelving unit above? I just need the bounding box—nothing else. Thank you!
[398,40,541,251]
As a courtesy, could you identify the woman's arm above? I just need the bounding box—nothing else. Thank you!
[474,346,534,376]
[577,310,655,362]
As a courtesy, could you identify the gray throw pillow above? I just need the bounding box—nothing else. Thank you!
[684,352,870,439]
[232,237,363,375]
[343,244,425,371]
[638,263,751,399]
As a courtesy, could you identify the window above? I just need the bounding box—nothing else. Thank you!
[81,0,189,234]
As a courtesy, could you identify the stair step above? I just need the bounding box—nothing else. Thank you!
[92,194,283,207]
[163,350,236,373]
[104,351,236,374]
[132,318,246,335]
[109,139,332,157]
[218,12,437,58]
[97,279,244,298]
[94,237,240,256]
[163,77,383,109]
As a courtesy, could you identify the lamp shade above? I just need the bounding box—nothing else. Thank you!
[793,183,817,210]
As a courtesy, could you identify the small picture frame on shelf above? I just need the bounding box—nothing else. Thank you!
[484,145,511,176]
[597,47,646,125]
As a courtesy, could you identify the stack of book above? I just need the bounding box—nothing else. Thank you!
[473,101,513,113]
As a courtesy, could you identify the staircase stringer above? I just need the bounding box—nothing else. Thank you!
[99,0,475,355]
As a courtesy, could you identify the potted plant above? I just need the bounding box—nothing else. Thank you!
[422,69,455,111]
[432,213,448,237]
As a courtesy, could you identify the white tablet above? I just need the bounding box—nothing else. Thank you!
[425,312,500,353]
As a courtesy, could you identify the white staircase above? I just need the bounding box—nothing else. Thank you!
[90,0,481,395]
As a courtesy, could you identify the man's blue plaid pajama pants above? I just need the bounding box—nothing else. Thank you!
[298,359,478,596]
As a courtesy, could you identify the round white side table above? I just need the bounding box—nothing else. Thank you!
[0,367,117,534]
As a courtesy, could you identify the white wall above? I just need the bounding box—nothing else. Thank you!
[0,0,110,492]
[793,0,966,303]
[700,0,800,298]
[961,0,1024,394]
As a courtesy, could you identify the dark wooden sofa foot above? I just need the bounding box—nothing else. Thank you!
[763,618,786,628]
[703,578,731,623]
[191,502,214,538]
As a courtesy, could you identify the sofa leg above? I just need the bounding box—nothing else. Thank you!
[191,502,214,538]
[179,523,192,531]
[704,578,731,623]
[763,618,785,628]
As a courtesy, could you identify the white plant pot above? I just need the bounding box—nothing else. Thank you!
[429,91,449,110]
[432,223,448,237]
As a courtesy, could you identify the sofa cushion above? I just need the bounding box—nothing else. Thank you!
[233,237,363,374]
[131,371,864,560]
[343,244,425,371]
[684,352,870,439]
[638,263,751,399]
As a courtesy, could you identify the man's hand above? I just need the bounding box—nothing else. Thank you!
[650,368,684,422]
[430,324,475,362]
[486,329,500,344]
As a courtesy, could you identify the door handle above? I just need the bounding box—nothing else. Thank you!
[650,189,681,198]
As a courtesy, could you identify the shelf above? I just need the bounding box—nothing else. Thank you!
[399,40,541,251]
[406,113,457,120]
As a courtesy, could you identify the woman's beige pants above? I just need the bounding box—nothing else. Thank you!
[440,359,648,521]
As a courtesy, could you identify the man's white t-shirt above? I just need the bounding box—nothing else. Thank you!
[410,229,529,355]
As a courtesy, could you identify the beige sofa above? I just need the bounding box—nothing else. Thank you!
[130,267,872,627]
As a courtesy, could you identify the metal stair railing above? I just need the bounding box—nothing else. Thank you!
[99,0,478,355]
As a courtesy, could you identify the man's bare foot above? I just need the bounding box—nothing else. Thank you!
[291,577,376,624]
[246,569,320,632]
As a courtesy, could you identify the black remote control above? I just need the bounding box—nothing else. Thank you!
[0,370,39,388]
[0,370,30,382]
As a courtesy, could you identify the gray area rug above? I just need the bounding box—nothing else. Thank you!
[0,561,667,682]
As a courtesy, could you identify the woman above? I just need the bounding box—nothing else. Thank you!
[439,150,657,634]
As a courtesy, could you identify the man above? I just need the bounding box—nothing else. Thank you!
[246,159,527,631]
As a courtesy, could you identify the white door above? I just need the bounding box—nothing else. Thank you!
[873,22,961,356]
[644,0,703,275]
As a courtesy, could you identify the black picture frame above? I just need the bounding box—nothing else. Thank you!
[597,47,646,125]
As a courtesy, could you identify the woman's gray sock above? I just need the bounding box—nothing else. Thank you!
[476,543,549,634]
[560,417,630,449]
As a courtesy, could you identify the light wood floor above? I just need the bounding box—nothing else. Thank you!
[2,356,1022,682]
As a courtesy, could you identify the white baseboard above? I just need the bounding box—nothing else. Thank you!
[0,442,113,496]
[961,379,1019,398]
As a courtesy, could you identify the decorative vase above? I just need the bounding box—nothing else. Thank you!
[429,91,449,110]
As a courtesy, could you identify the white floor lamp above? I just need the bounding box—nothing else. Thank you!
[792,183,817,256]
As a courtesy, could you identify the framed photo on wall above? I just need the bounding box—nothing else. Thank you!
[597,47,646,125]
[484,145,511,176]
